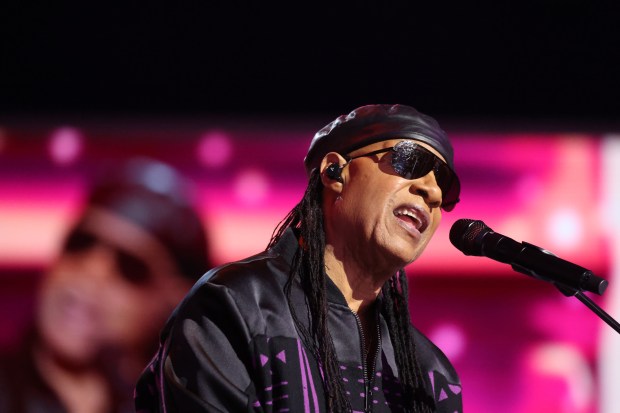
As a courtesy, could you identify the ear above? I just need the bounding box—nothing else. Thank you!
[320,152,349,194]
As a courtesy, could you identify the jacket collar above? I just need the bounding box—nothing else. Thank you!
[273,228,388,310]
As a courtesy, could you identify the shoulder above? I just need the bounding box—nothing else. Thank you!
[411,325,461,385]
[411,326,464,412]
[191,247,290,305]
[165,241,297,337]
[190,229,300,306]
[158,229,302,344]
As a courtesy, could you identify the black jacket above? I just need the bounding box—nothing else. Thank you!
[135,229,462,412]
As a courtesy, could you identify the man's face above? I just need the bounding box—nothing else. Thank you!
[36,208,186,367]
[327,139,445,273]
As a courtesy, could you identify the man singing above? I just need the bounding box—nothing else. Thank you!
[136,104,463,412]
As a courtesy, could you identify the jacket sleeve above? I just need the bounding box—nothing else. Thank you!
[159,282,261,412]
[411,325,463,413]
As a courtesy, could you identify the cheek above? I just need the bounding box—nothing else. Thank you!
[44,258,80,285]
[355,180,397,215]
[98,288,160,342]
[102,284,151,317]
[37,261,84,313]
[421,210,443,245]
[429,210,443,233]
[104,284,171,325]
[339,190,389,234]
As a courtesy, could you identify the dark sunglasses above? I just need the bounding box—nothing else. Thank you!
[63,229,152,285]
[346,140,461,211]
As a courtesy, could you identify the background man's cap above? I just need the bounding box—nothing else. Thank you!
[81,157,211,280]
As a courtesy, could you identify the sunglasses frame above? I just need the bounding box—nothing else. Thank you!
[344,140,460,211]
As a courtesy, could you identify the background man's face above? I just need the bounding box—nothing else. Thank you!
[36,209,185,366]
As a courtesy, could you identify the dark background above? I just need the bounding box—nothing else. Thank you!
[2,2,620,121]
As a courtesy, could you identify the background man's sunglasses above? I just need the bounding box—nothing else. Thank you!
[346,140,460,211]
[63,228,153,285]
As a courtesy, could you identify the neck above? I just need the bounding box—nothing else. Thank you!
[33,344,112,413]
[324,245,383,371]
[324,243,388,314]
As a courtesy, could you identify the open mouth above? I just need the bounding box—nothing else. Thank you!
[393,206,430,234]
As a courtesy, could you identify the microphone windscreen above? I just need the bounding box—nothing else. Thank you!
[449,219,489,256]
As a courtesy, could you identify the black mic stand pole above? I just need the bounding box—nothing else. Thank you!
[555,284,620,335]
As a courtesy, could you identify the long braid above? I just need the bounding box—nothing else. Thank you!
[381,270,436,412]
[269,171,351,412]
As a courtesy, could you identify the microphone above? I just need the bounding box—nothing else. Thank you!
[449,218,608,295]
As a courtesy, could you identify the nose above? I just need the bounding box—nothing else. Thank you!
[73,244,119,285]
[410,171,443,209]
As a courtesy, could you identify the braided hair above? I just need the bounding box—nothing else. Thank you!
[268,170,436,412]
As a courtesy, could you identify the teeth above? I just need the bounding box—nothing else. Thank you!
[394,208,422,228]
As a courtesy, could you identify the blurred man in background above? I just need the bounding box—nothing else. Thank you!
[0,158,211,413]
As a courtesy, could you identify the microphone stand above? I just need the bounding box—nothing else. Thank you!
[555,284,620,335]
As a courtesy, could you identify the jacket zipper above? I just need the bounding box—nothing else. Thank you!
[351,310,382,413]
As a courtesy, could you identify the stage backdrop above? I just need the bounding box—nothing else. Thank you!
[0,117,616,413]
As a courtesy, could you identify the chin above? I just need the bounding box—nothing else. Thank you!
[48,336,101,367]
[403,244,428,265]
[388,246,422,268]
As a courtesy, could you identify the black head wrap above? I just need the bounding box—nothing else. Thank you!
[304,104,455,176]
